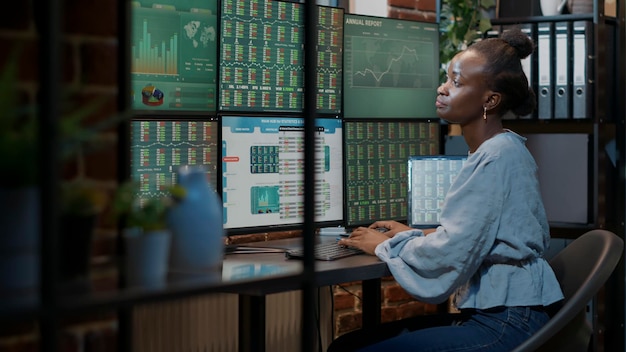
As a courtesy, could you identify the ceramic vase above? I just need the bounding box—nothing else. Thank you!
[540,0,567,15]
[167,165,224,273]
[123,228,171,288]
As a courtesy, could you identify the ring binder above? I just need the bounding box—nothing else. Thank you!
[537,24,553,119]
[573,23,588,119]
[554,23,570,119]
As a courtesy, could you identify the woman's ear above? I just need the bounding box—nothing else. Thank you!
[485,92,502,112]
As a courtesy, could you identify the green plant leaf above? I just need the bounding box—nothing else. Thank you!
[113,180,186,231]
[478,18,492,33]
[439,0,493,83]
[481,0,496,9]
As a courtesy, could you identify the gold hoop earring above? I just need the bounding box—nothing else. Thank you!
[483,106,487,121]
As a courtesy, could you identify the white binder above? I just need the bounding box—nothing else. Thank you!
[554,23,569,119]
[537,24,553,119]
[573,23,588,119]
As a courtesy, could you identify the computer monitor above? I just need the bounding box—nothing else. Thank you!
[129,118,219,201]
[130,0,218,112]
[219,2,344,115]
[219,0,305,113]
[221,115,344,233]
[344,120,440,228]
[407,155,467,228]
[315,5,344,115]
[342,14,440,119]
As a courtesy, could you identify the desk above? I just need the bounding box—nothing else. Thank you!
[0,237,389,352]
[222,237,390,352]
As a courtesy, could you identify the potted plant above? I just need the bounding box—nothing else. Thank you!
[0,45,41,299]
[0,45,129,187]
[58,180,109,287]
[0,44,132,294]
[439,0,495,82]
[112,181,186,287]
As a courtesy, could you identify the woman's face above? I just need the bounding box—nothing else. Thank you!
[435,50,491,125]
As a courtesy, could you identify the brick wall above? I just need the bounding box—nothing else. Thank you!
[388,0,438,21]
[0,0,121,350]
[333,278,442,336]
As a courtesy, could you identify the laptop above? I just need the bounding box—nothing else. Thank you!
[407,155,467,228]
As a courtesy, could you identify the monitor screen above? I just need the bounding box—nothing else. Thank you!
[407,155,467,228]
[344,120,440,228]
[130,0,218,112]
[218,2,342,115]
[315,5,344,115]
[342,14,439,119]
[130,119,220,202]
[221,115,344,232]
[219,0,305,113]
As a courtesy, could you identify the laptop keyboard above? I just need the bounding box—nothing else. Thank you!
[285,241,363,261]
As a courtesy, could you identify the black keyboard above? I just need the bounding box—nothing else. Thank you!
[285,242,363,261]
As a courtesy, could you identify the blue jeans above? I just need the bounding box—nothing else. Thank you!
[328,306,550,352]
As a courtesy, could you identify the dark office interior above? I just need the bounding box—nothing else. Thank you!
[0,0,625,351]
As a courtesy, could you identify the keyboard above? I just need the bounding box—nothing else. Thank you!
[285,241,363,261]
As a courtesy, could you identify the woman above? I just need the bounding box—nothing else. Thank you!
[328,29,564,352]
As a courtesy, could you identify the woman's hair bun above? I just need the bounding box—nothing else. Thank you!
[500,29,534,60]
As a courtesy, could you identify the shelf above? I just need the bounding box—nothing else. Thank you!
[503,119,600,133]
[1,262,304,322]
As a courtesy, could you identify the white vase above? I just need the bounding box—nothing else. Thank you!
[167,165,224,273]
[541,0,567,15]
[124,228,171,288]
[0,187,39,305]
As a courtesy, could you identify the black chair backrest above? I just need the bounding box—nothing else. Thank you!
[550,230,622,302]
[512,229,624,352]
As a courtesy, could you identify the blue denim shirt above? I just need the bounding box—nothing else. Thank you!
[375,131,564,309]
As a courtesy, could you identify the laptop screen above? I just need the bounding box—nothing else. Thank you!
[408,155,467,228]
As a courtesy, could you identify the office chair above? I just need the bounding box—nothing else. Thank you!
[512,229,624,352]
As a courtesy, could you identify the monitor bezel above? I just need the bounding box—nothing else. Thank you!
[220,113,345,235]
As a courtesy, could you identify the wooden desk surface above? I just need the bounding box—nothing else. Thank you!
[222,236,390,295]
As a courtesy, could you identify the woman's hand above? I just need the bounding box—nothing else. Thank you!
[367,220,412,238]
[337,226,390,255]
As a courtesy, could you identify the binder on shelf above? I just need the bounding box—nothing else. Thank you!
[554,23,569,119]
[495,24,533,120]
[519,25,533,119]
[537,24,552,120]
[573,23,588,119]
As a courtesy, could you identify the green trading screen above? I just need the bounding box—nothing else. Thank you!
[130,119,219,201]
[344,120,440,227]
[219,0,304,113]
[343,14,439,119]
[130,0,218,112]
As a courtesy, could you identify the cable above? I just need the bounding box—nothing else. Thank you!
[336,284,362,302]
[316,287,323,352]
